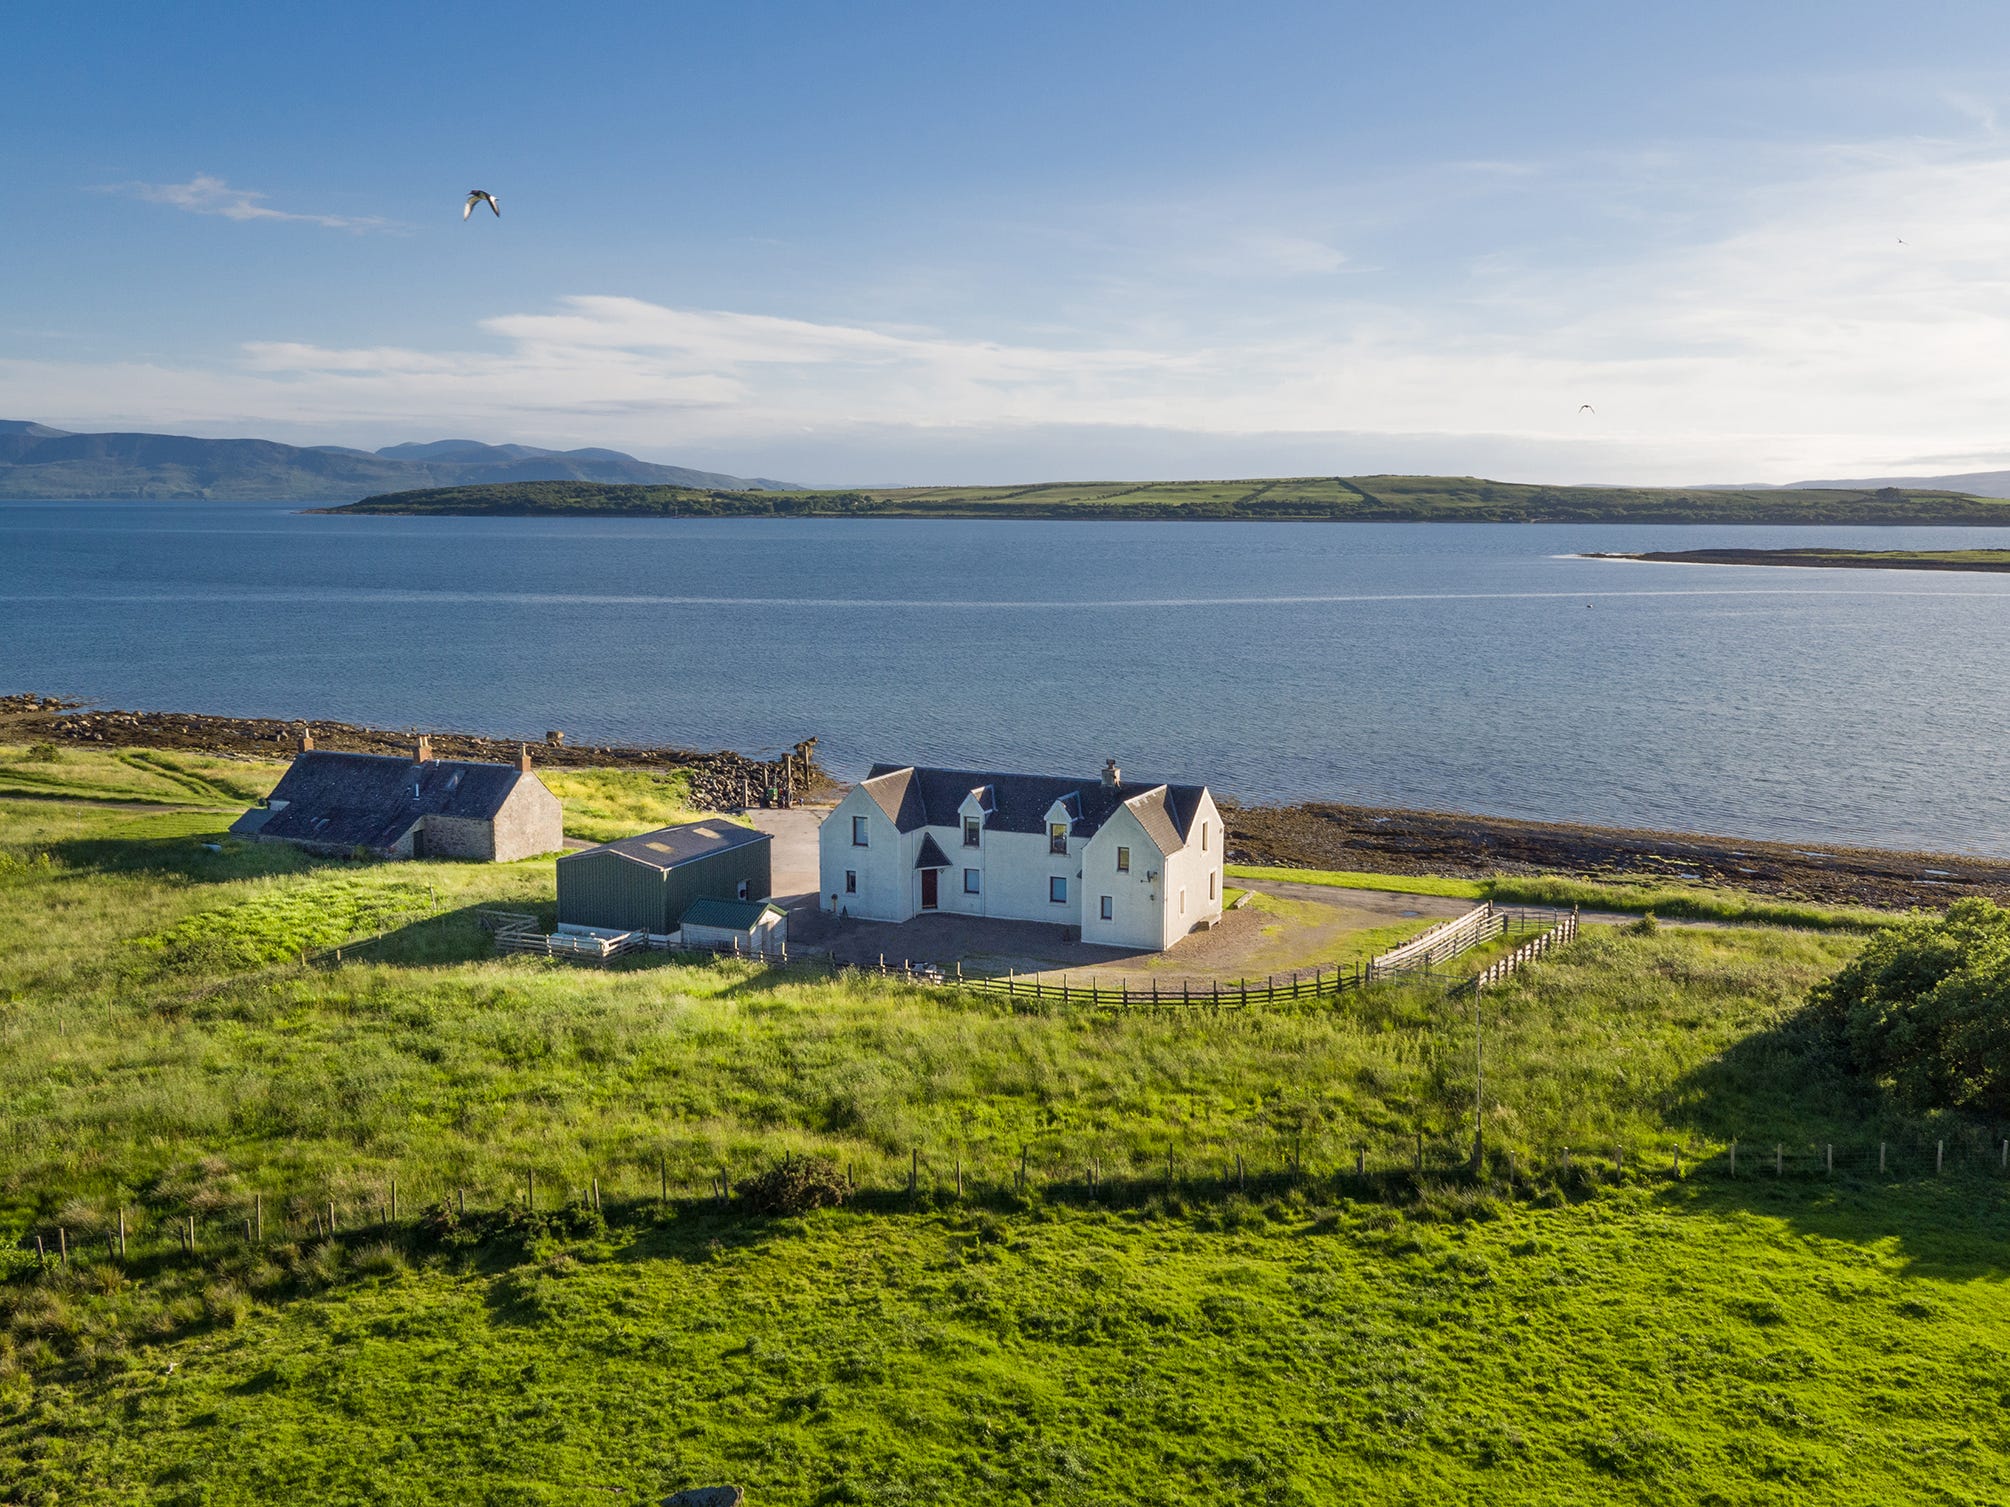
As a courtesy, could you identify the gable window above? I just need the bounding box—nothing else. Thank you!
[1049,822,1068,855]
[1179,888,1187,914]
[1099,894,1113,921]
[1050,876,1068,904]
[964,868,981,894]
[845,870,857,894]
[852,815,869,847]
[1208,872,1216,901]
[1116,846,1130,873]
[964,817,981,847]
[1201,821,1209,852]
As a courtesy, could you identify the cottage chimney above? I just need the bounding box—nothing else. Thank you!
[297,727,314,754]
[414,734,433,765]
[515,743,533,774]
[1101,758,1121,790]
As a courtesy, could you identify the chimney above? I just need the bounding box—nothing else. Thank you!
[297,727,314,754]
[515,743,533,774]
[1102,757,1121,790]
[413,734,433,765]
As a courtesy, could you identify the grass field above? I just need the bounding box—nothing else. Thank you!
[5,753,2009,1503]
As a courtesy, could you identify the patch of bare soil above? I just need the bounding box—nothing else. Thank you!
[1223,798,2010,912]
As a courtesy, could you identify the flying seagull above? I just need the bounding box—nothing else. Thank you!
[1578,403,1595,414]
[463,190,500,220]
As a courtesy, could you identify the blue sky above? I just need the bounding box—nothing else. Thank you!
[8,1,2010,485]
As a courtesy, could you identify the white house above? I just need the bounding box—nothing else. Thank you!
[818,760,1224,951]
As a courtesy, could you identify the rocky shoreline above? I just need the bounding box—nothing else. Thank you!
[0,694,833,813]
[7,692,2004,909]
[1223,798,2010,911]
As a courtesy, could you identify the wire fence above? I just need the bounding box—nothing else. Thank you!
[18,1128,2010,1273]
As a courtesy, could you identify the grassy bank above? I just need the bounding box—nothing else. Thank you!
[9,758,2010,1502]
[1226,863,1895,931]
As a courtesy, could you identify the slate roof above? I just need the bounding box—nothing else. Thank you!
[912,833,953,870]
[680,897,786,930]
[233,750,527,852]
[862,764,1209,853]
[566,821,768,872]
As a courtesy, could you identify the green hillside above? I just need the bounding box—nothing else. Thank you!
[6,750,2010,1502]
[330,474,2010,524]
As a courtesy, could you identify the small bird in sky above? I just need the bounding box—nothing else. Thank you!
[1578,403,1596,414]
[463,190,500,220]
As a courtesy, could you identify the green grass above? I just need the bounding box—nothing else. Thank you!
[7,775,2010,1503]
[10,1180,2010,1505]
[534,764,711,843]
[0,743,284,808]
[1226,863,1894,931]
[1227,864,1488,899]
[331,475,2010,525]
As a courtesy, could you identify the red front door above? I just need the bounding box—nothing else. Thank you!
[920,869,939,910]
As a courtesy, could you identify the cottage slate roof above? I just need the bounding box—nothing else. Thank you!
[233,750,528,852]
[566,821,768,872]
[862,764,1209,853]
[912,833,952,870]
[680,897,786,930]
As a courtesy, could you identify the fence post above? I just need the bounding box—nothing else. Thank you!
[1356,1145,1366,1177]
[1937,1139,1945,1174]
[1879,1140,1886,1174]
[1562,1146,1571,1174]
[1826,1144,1833,1176]
[1414,1132,1423,1175]
[118,1207,127,1260]
[1728,1140,1736,1177]
[910,1148,918,1196]
[1673,1147,1681,1179]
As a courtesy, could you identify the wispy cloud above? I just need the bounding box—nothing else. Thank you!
[25,135,2010,484]
[98,174,396,232]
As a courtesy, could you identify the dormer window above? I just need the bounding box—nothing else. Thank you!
[1049,822,1068,855]
[964,817,981,847]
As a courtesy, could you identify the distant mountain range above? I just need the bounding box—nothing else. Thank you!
[1789,468,2010,499]
[0,421,797,500]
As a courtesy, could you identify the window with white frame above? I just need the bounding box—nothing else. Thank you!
[852,815,869,846]
[1116,846,1130,872]
[964,868,980,894]
[1099,894,1113,921]
[1050,875,1067,904]
[963,817,981,847]
[844,870,857,894]
[1049,822,1068,854]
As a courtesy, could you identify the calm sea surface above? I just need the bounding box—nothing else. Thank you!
[5,500,2009,854]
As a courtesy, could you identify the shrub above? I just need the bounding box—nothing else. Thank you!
[1807,897,2010,1115]
[734,1155,850,1216]
[24,743,58,763]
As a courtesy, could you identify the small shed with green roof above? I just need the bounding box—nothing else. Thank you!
[678,897,788,953]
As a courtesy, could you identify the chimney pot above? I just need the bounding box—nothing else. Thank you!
[414,734,433,765]
[297,727,314,754]
[516,743,533,774]
[1102,757,1121,790]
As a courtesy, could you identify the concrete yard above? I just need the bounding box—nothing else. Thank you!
[796,876,1476,983]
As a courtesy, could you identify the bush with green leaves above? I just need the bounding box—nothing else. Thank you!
[1807,897,2010,1114]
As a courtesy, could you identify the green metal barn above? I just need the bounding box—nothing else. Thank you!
[555,821,773,935]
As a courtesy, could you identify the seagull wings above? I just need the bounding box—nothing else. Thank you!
[463,190,499,220]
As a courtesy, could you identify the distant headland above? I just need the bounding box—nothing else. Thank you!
[323,476,2010,525]
[1587,547,2010,572]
